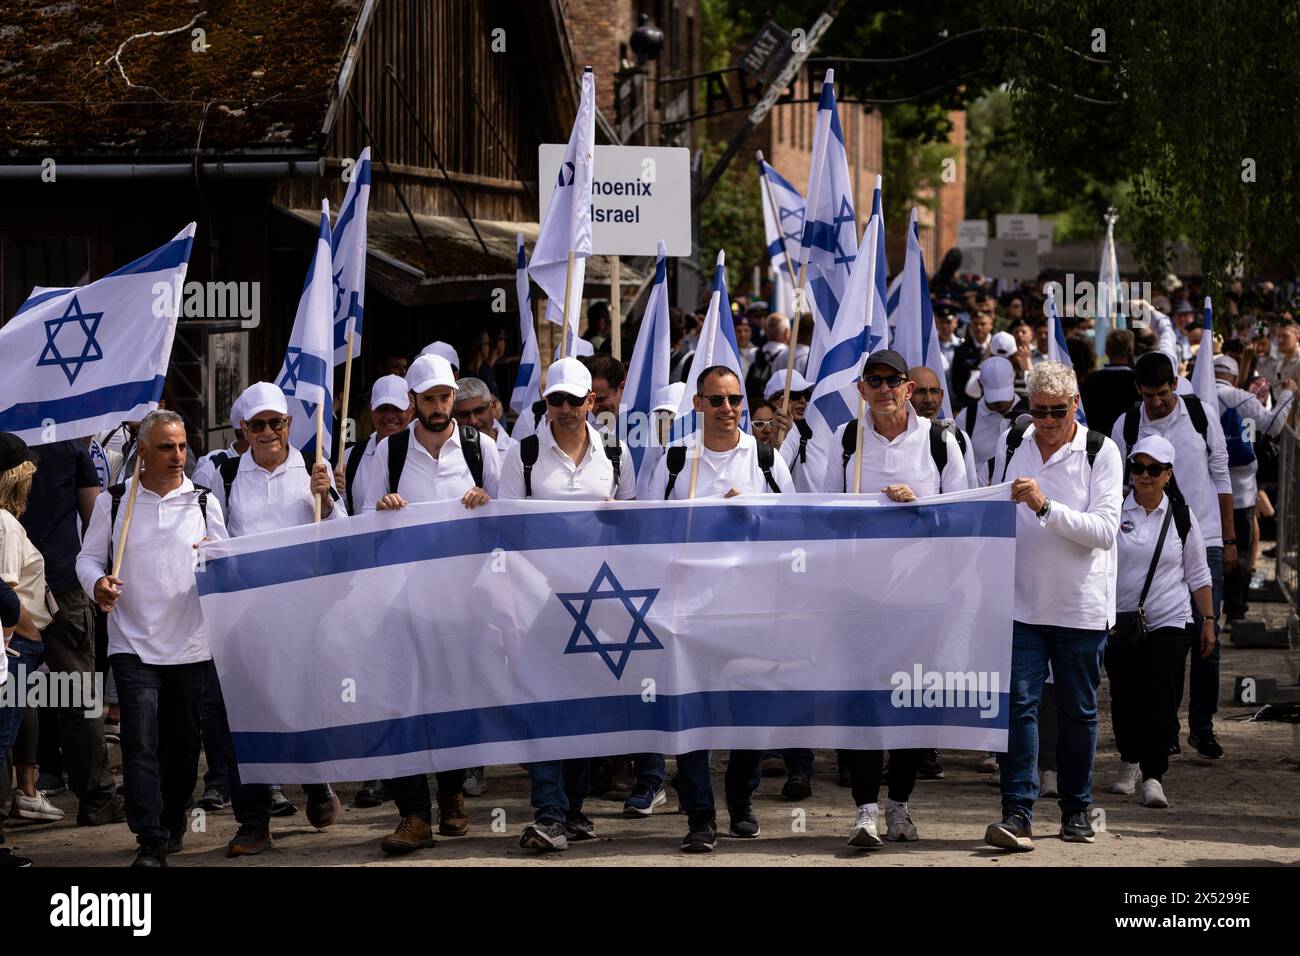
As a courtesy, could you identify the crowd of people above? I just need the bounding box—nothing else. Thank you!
[1,269,1297,867]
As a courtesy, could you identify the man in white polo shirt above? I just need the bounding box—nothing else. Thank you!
[206,381,347,857]
[76,410,228,867]
[499,357,633,852]
[908,364,978,488]
[452,375,515,467]
[337,373,411,516]
[645,365,791,853]
[359,353,498,854]
[1110,351,1233,759]
[983,360,1121,853]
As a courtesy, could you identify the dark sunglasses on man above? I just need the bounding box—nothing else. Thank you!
[546,392,587,408]
[863,374,905,390]
[1127,460,1171,477]
[454,403,492,420]
[1028,404,1070,420]
[700,393,743,408]
[245,417,287,433]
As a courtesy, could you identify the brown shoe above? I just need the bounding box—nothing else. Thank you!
[437,790,469,836]
[381,815,436,855]
[305,784,341,829]
[77,793,126,827]
[226,825,273,857]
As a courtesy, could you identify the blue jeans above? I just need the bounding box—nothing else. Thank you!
[1188,545,1223,734]
[110,653,205,848]
[0,637,45,763]
[1001,622,1107,825]
[632,753,665,789]
[527,758,591,824]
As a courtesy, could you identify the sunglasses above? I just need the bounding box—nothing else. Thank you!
[700,393,743,408]
[751,419,775,430]
[454,404,491,419]
[785,389,813,402]
[546,392,587,408]
[1128,460,1171,477]
[863,374,906,390]
[1028,405,1070,419]
[245,418,287,433]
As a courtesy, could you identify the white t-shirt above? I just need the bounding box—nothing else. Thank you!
[499,422,635,501]
[651,431,793,499]
[0,509,51,633]
[823,408,968,497]
[1116,492,1212,631]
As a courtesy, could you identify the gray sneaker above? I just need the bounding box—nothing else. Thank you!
[462,766,487,797]
[519,820,568,852]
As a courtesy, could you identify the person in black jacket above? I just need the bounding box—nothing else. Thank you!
[1079,329,1136,439]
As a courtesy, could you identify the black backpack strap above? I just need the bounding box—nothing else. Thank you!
[1084,428,1107,470]
[928,421,950,488]
[952,425,967,456]
[520,434,540,498]
[756,440,780,493]
[193,486,210,533]
[794,419,812,464]
[1171,498,1192,546]
[344,438,368,513]
[663,445,688,499]
[1136,505,1175,612]
[218,455,241,511]
[531,399,547,429]
[387,429,412,494]
[107,483,127,570]
[1000,419,1031,483]
[965,402,978,436]
[602,432,623,496]
[841,421,858,485]
[459,425,484,489]
[1182,394,1210,444]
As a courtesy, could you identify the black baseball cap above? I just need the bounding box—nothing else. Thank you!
[0,433,35,473]
[861,349,908,377]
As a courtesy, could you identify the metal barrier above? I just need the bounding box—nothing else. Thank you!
[1275,425,1300,604]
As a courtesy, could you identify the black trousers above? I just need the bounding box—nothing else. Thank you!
[1104,625,1189,781]
[385,770,467,823]
[1224,505,1256,620]
[847,748,921,806]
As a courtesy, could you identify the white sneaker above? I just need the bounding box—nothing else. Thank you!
[848,802,883,849]
[1141,778,1169,808]
[12,791,65,822]
[1040,769,1058,798]
[1108,762,1140,796]
[884,798,918,841]
[979,753,999,774]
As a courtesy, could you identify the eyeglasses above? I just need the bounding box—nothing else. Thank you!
[751,419,775,430]
[546,392,587,408]
[863,374,906,390]
[1028,405,1070,419]
[454,404,491,419]
[912,387,944,398]
[700,393,743,408]
[245,418,287,433]
[1128,461,1171,477]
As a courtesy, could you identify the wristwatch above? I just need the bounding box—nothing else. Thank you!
[1035,499,1052,525]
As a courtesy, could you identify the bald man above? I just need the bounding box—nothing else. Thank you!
[908,366,977,487]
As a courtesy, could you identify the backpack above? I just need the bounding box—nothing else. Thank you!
[663,440,780,498]
[1121,395,1210,485]
[520,430,623,498]
[107,482,208,571]
[840,419,960,492]
[1219,396,1256,467]
[343,438,368,513]
[385,426,484,495]
[788,419,812,479]
[745,347,776,406]
[996,419,1108,484]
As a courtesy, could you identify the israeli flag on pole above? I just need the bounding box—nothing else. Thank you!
[0,224,195,444]
[619,241,671,476]
[758,158,805,319]
[1192,297,1217,406]
[670,251,750,443]
[1096,216,1120,360]
[892,208,951,420]
[278,201,335,457]
[331,148,370,365]
[510,234,543,440]
[800,69,858,384]
[867,176,890,354]
[529,67,595,352]
[1044,288,1087,423]
[805,213,875,473]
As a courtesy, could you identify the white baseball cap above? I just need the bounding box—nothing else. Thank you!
[1212,355,1239,378]
[230,392,245,430]
[1131,434,1176,466]
[553,338,595,360]
[420,341,460,371]
[764,368,811,401]
[989,331,1018,358]
[652,382,685,413]
[406,354,458,395]
[542,356,592,399]
[238,382,288,421]
[370,374,411,411]
[979,356,1016,405]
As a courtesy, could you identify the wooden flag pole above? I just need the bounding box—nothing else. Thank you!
[537,297,549,392]
[852,394,866,494]
[559,251,576,360]
[335,330,355,475]
[313,399,325,523]
[610,255,621,361]
[109,454,143,580]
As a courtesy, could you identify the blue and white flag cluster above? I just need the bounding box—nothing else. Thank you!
[277,201,335,458]
[758,157,805,319]
[197,488,1016,782]
[0,223,196,444]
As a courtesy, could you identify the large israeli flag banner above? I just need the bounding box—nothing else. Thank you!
[331,147,370,365]
[0,224,195,444]
[278,201,334,457]
[198,487,1014,782]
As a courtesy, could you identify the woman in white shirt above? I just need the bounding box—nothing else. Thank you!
[1106,435,1214,809]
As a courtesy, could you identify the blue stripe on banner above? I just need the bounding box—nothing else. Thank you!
[198,499,1015,595]
[231,688,1010,765]
[0,376,164,431]
[105,236,194,279]
[14,286,73,317]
